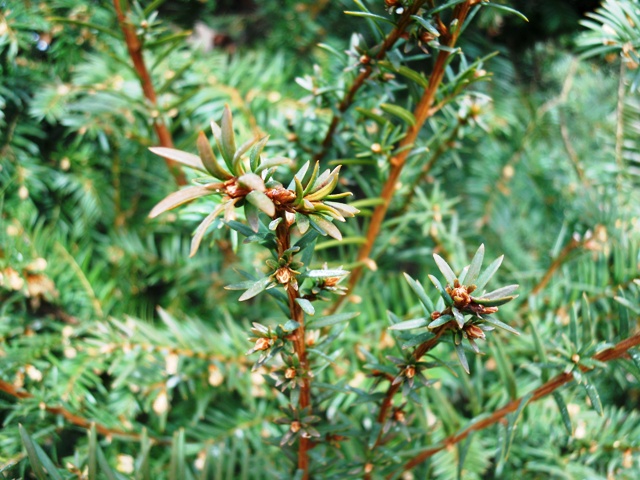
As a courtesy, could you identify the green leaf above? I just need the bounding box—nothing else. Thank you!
[190,202,226,257]
[480,284,518,299]
[553,391,572,435]
[389,317,429,330]
[149,186,214,218]
[220,105,237,170]
[583,379,603,415]
[310,214,342,241]
[504,393,533,461]
[296,298,315,315]
[482,315,520,336]
[238,277,272,301]
[296,212,310,234]
[403,273,434,313]
[474,255,503,291]
[428,314,453,329]
[88,424,97,480]
[309,312,359,328]
[455,341,470,374]
[149,146,207,172]
[169,429,186,480]
[410,15,441,36]
[136,428,151,480]
[428,274,453,306]
[237,172,266,192]
[461,244,484,285]
[197,131,233,179]
[433,253,457,285]
[452,307,465,329]
[402,331,434,349]
[19,425,63,480]
[472,295,517,307]
[344,11,395,25]
[380,103,416,126]
[307,269,349,278]
[483,3,529,22]
[246,190,276,217]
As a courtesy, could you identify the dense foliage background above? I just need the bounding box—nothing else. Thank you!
[1,0,639,478]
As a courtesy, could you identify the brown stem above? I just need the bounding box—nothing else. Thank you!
[396,330,640,475]
[275,214,312,479]
[336,2,473,311]
[112,0,186,185]
[530,237,583,296]
[314,1,427,162]
[376,326,449,435]
[399,119,464,213]
[0,378,150,442]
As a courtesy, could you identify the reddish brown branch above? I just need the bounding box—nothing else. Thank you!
[397,330,640,475]
[315,1,427,162]
[113,0,186,185]
[336,2,473,311]
[276,215,312,479]
[530,237,583,296]
[0,378,147,442]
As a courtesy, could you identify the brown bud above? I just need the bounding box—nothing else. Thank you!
[430,311,441,320]
[371,143,382,153]
[420,32,436,43]
[285,367,297,379]
[255,338,271,351]
[385,0,399,7]
[393,410,405,423]
[404,366,415,378]
[359,54,371,65]
[275,267,291,284]
[290,421,302,433]
[465,324,485,340]
[571,354,580,364]
[364,463,374,474]
[451,287,470,308]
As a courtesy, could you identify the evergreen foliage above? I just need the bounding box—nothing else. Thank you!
[1,0,639,478]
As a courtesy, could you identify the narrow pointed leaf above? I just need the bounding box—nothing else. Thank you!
[190,202,227,256]
[481,284,518,300]
[475,255,504,291]
[237,172,266,192]
[296,298,315,315]
[428,314,453,329]
[403,273,434,313]
[196,131,233,179]
[149,147,206,172]
[220,105,236,168]
[482,315,520,335]
[309,311,359,328]
[452,307,465,329]
[583,379,603,415]
[239,277,272,301]
[433,253,457,285]
[149,186,214,218]
[553,391,572,435]
[454,342,470,374]
[380,103,416,126]
[310,215,342,240]
[428,274,453,306]
[389,317,429,330]
[88,424,97,480]
[288,161,310,190]
[461,244,484,285]
[246,190,276,216]
[296,212,310,234]
[472,295,518,306]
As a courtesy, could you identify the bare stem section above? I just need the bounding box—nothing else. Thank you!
[340,1,473,305]
[113,0,186,185]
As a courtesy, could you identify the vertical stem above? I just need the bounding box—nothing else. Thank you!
[112,0,186,185]
[276,214,311,479]
[334,2,472,311]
